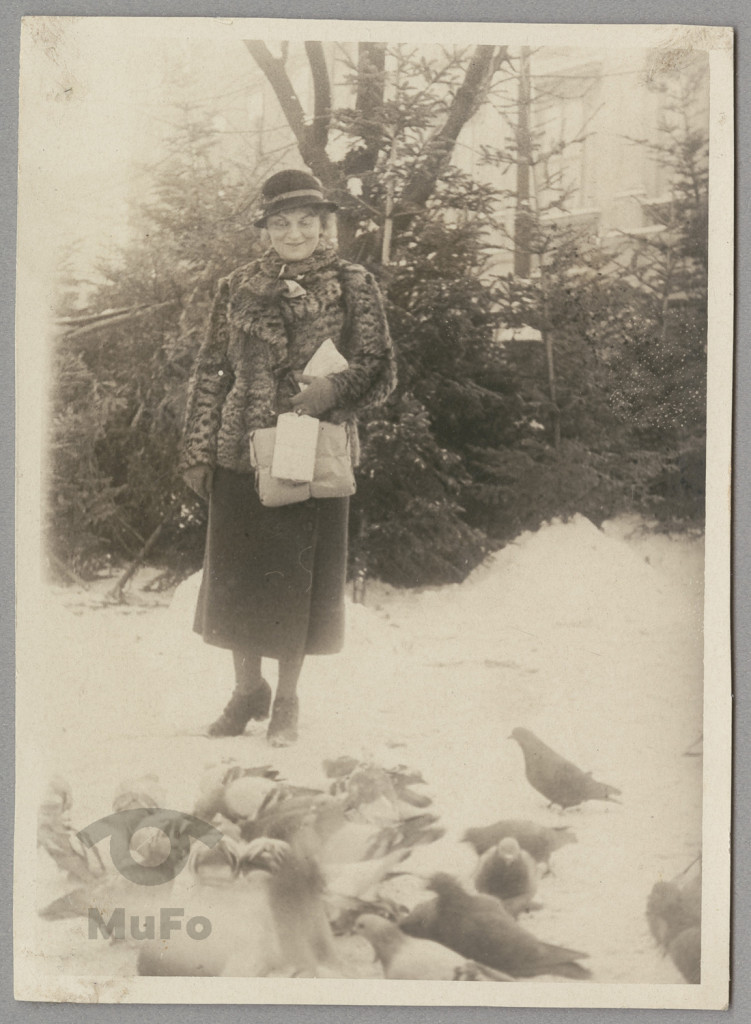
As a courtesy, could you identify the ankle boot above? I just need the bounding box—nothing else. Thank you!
[207,679,272,737]
[267,695,299,747]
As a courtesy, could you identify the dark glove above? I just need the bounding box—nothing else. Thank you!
[289,375,337,418]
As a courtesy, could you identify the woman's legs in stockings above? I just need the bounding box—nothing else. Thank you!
[232,649,265,694]
[207,648,304,745]
[267,652,305,747]
[206,648,272,737]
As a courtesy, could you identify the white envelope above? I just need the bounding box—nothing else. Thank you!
[301,338,349,383]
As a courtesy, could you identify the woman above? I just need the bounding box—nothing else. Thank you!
[181,169,396,746]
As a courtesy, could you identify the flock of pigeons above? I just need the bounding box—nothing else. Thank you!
[37,726,701,983]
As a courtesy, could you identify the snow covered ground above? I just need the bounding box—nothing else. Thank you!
[28,514,704,985]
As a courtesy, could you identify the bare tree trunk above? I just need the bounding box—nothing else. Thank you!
[381,192,394,266]
[380,90,401,265]
[304,41,332,152]
[539,273,561,449]
[526,94,560,449]
[542,330,561,448]
[346,43,387,176]
[514,47,532,278]
[351,512,369,605]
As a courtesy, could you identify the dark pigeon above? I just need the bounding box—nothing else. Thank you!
[668,926,701,984]
[646,875,701,947]
[354,914,515,981]
[510,727,621,809]
[463,818,577,868]
[646,859,701,983]
[473,837,539,916]
[400,872,591,979]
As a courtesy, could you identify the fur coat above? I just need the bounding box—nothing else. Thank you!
[181,244,397,474]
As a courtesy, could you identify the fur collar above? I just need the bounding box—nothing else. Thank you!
[228,243,342,371]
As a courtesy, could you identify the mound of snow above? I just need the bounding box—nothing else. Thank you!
[366,515,697,652]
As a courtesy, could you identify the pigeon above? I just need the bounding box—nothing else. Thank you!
[179,833,244,886]
[240,833,339,976]
[325,758,434,813]
[112,773,166,813]
[646,858,701,983]
[646,876,701,947]
[322,755,360,780]
[510,727,621,809]
[140,830,338,977]
[354,914,514,981]
[193,762,309,825]
[137,873,282,977]
[667,926,701,984]
[473,837,539,916]
[646,857,701,943]
[37,778,106,886]
[362,814,444,858]
[326,894,406,935]
[462,819,577,871]
[401,873,591,979]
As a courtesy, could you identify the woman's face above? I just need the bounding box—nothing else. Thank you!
[265,206,322,262]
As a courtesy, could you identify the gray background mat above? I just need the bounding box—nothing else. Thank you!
[2,0,746,1019]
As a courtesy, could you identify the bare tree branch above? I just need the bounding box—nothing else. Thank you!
[57,305,152,327]
[57,301,181,340]
[106,496,184,604]
[397,45,508,215]
[244,39,337,182]
[244,40,310,151]
[304,41,332,152]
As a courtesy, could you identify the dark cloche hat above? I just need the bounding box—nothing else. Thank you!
[253,169,338,227]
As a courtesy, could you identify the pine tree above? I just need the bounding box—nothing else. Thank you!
[47,102,266,578]
[607,52,709,524]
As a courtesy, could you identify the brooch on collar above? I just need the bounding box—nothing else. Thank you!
[284,280,308,298]
[277,265,307,298]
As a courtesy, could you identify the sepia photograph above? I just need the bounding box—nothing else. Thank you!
[13,16,732,1008]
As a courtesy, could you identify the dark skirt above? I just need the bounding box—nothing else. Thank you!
[194,467,349,657]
